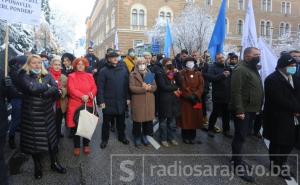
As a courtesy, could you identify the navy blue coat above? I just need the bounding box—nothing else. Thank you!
[18,70,59,154]
[207,62,231,104]
[97,63,129,115]
[0,71,8,137]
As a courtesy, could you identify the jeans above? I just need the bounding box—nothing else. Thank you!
[208,102,230,132]
[159,117,175,141]
[102,113,126,141]
[231,112,256,165]
[0,136,8,185]
[9,98,22,137]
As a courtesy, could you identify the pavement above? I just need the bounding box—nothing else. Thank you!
[5,116,300,185]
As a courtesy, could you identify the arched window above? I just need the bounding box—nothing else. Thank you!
[285,23,290,35]
[238,0,244,10]
[111,7,115,29]
[266,21,271,36]
[237,20,243,35]
[131,4,147,30]
[279,22,285,36]
[158,6,173,22]
[132,9,138,26]
[260,21,265,36]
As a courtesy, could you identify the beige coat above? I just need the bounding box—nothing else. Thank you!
[60,74,68,113]
[129,69,157,123]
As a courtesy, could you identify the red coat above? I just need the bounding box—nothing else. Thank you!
[66,71,97,128]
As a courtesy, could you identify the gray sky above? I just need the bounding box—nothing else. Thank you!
[49,0,95,39]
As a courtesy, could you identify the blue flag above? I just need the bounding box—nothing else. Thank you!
[164,20,172,58]
[208,0,227,62]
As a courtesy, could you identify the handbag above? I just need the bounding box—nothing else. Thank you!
[75,98,99,140]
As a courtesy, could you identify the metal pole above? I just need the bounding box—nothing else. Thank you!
[4,23,9,77]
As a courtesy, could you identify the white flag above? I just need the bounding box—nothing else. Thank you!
[114,31,119,50]
[258,37,277,84]
[241,0,258,52]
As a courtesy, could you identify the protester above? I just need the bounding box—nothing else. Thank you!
[207,53,232,138]
[173,49,189,70]
[18,55,66,179]
[228,53,239,69]
[40,52,50,69]
[94,48,114,80]
[66,57,97,156]
[156,58,180,147]
[7,55,27,149]
[85,47,100,73]
[0,70,10,185]
[124,48,137,73]
[49,57,68,140]
[61,53,75,76]
[177,57,204,144]
[129,58,157,147]
[263,54,300,180]
[97,51,130,149]
[143,52,152,66]
[230,47,264,182]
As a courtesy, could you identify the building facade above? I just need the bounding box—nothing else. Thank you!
[86,0,300,57]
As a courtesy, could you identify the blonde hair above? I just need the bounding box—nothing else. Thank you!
[22,54,48,75]
[51,56,61,65]
[135,57,146,65]
[143,52,152,57]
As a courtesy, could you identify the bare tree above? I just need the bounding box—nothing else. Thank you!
[272,32,300,56]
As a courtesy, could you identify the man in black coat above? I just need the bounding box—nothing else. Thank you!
[263,54,300,180]
[172,50,188,71]
[97,51,130,149]
[207,53,232,138]
[0,70,10,185]
[85,47,100,73]
[93,48,114,82]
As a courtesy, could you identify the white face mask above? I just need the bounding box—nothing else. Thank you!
[186,61,195,69]
[138,64,146,71]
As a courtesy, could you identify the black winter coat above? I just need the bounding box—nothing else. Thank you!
[207,62,231,103]
[197,62,210,95]
[263,71,300,146]
[18,70,59,154]
[0,71,8,137]
[97,63,129,115]
[85,54,100,73]
[156,71,180,118]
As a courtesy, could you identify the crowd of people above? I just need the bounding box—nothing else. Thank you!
[0,46,300,184]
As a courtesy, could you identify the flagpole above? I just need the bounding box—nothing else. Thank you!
[4,23,9,77]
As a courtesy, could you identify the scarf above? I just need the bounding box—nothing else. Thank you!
[49,67,62,89]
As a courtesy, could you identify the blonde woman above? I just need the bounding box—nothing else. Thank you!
[18,55,66,179]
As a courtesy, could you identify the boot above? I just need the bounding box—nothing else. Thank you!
[50,153,67,174]
[32,155,42,179]
[9,135,16,149]
[134,137,142,147]
[118,137,130,145]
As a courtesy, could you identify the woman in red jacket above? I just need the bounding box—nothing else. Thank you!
[67,57,97,156]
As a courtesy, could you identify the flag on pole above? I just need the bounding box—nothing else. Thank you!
[241,0,258,52]
[208,0,227,62]
[164,20,172,58]
[114,31,119,50]
[258,37,277,84]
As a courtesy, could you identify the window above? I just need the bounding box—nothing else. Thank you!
[206,0,213,6]
[139,10,145,29]
[237,20,243,35]
[131,4,147,30]
[238,0,244,10]
[298,24,300,34]
[186,0,195,3]
[266,21,271,36]
[281,1,291,15]
[279,22,285,36]
[106,16,110,33]
[111,7,115,29]
[158,6,173,22]
[132,9,138,26]
[285,23,290,35]
[225,18,229,34]
[262,0,272,12]
[260,21,265,36]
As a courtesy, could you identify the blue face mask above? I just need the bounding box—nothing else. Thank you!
[31,69,41,75]
[118,56,122,61]
[286,66,297,75]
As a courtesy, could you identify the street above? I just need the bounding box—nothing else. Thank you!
[5,117,300,185]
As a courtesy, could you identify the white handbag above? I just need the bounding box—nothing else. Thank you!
[75,99,99,140]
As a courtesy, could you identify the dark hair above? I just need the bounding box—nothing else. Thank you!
[181,49,188,55]
[88,47,93,50]
[162,58,172,66]
[106,48,114,53]
[243,47,258,57]
[289,50,300,54]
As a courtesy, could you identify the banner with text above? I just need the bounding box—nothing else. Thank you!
[0,0,41,25]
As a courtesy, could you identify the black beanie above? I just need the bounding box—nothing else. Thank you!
[276,54,296,69]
